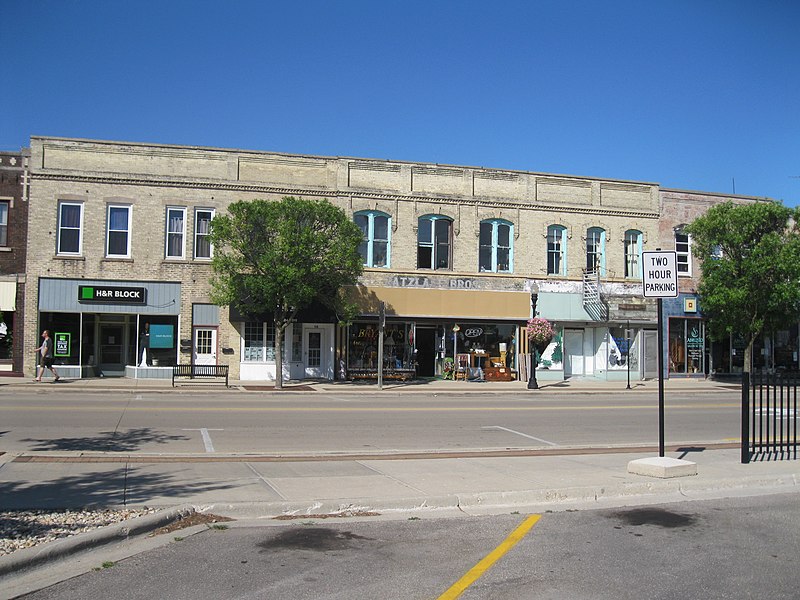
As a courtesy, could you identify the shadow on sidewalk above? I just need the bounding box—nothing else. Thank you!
[21,428,190,452]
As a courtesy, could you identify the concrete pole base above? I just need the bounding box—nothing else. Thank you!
[627,456,698,479]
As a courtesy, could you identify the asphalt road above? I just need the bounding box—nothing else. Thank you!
[18,492,800,600]
[0,389,742,456]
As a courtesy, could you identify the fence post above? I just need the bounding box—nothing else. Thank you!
[741,371,750,464]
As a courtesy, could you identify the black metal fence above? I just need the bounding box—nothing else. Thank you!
[741,372,799,463]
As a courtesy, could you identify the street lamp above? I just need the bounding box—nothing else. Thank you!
[452,324,460,367]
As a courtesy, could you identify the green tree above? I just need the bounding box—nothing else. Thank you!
[209,197,364,388]
[685,201,800,374]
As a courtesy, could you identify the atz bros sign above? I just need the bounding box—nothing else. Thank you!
[79,285,147,304]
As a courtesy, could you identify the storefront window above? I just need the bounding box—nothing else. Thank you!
[243,322,277,362]
[608,327,634,371]
[669,318,704,374]
[347,322,415,371]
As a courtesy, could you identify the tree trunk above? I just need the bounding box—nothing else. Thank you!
[274,321,284,389]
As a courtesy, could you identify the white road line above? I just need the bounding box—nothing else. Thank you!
[181,428,223,453]
[482,426,558,446]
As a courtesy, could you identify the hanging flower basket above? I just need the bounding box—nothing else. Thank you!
[527,317,554,354]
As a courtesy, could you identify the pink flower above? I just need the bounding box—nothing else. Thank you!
[526,317,554,346]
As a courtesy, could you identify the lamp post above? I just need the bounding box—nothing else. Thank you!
[527,289,539,390]
[452,323,460,369]
[626,320,631,390]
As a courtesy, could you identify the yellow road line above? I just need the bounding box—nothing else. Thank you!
[437,514,541,600]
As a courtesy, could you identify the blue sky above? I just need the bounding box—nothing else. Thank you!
[3,1,798,205]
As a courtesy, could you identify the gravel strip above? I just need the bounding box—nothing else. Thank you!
[0,509,157,556]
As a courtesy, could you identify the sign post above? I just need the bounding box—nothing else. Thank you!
[641,250,678,457]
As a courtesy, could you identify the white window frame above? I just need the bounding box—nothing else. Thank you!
[586,227,605,275]
[106,204,132,258]
[194,208,215,260]
[624,230,643,279]
[0,200,8,247]
[355,210,391,268]
[675,228,692,276]
[57,201,84,256]
[242,321,276,362]
[165,206,187,259]
[417,215,452,270]
[479,219,513,273]
[547,225,567,276]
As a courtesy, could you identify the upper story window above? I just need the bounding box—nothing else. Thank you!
[0,201,8,247]
[479,219,513,273]
[417,215,452,270]
[675,228,691,275]
[624,229,643,279]
[107,205,132,258]
[57,201,83,255]
[355,210,390,268]
[195,208,215,259]
[547,225,567,275]
[586,227,605,275]
[165,207,186,259]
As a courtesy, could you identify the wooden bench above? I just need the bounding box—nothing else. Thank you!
[172,364,229,387]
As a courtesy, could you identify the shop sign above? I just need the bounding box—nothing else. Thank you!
[150,324,174,348]
[390,276,431,288]
[54,332,70,357]
[449,279,478,289]
[79,285,147,304]
[463,327,484,338]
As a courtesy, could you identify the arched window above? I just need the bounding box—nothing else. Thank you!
[624,229,643,279]
[479,219,513,273]
[417,215,452,270]
[354,211,390,268]
[586,227,605,275]
[547,225,567,275]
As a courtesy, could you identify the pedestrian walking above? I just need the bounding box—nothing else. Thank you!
[35,329,61,382]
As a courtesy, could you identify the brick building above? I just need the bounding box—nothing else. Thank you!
[0,150,29,375]
[23,136,773,382]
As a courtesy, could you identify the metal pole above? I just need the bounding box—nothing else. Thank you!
[378,302,385,390]
[657,298,665,457]
[626,320,631,390]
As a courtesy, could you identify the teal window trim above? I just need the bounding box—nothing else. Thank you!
[479,219,513,273]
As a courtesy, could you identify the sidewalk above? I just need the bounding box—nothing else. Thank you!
[1,373,741,394]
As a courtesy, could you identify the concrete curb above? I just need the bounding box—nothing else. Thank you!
[0,504,195,578]
[201,473,800,521]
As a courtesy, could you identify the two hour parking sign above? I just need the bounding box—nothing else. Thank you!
[642,251,679,298]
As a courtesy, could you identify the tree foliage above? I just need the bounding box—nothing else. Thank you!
[209,197,364,387]
[685,201,800,372]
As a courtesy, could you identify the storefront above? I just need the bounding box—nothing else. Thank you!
[344,319,519,381]
[36,278,181,379]
[344,280,532,382]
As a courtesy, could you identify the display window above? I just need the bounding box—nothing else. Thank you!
[668,318,704,374]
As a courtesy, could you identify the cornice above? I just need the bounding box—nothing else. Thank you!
[33,172,659,220]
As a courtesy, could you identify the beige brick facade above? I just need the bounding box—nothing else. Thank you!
[23,136,769,381]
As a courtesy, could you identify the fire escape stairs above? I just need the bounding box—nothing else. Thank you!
[582,269,608,321]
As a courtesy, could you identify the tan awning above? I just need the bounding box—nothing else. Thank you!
[347,285,530,320]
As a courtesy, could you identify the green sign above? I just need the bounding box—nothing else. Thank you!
[54,332,71,357]
[150,324,174,349]
[79,285,147,304]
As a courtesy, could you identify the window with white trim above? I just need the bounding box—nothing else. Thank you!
[586,227,605,274]
[624,230,643,279]
[106,204,131,258]
[165,207,186,259]
[57,201,83,255]
[417,215,452,270]
[479,219,513,273]
[0,201,8,247]
[675,228,691,275]
[355,210,390,268]
[547,225,567,275]
[195,208,214,259]
[243,321,276,362]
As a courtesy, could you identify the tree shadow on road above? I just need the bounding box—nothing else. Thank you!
[21,428,191,452]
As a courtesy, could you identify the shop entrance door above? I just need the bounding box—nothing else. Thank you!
[303,326,327,379]
[564,329,584,377]
[99,324,125,376]
[194,328,217,365]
